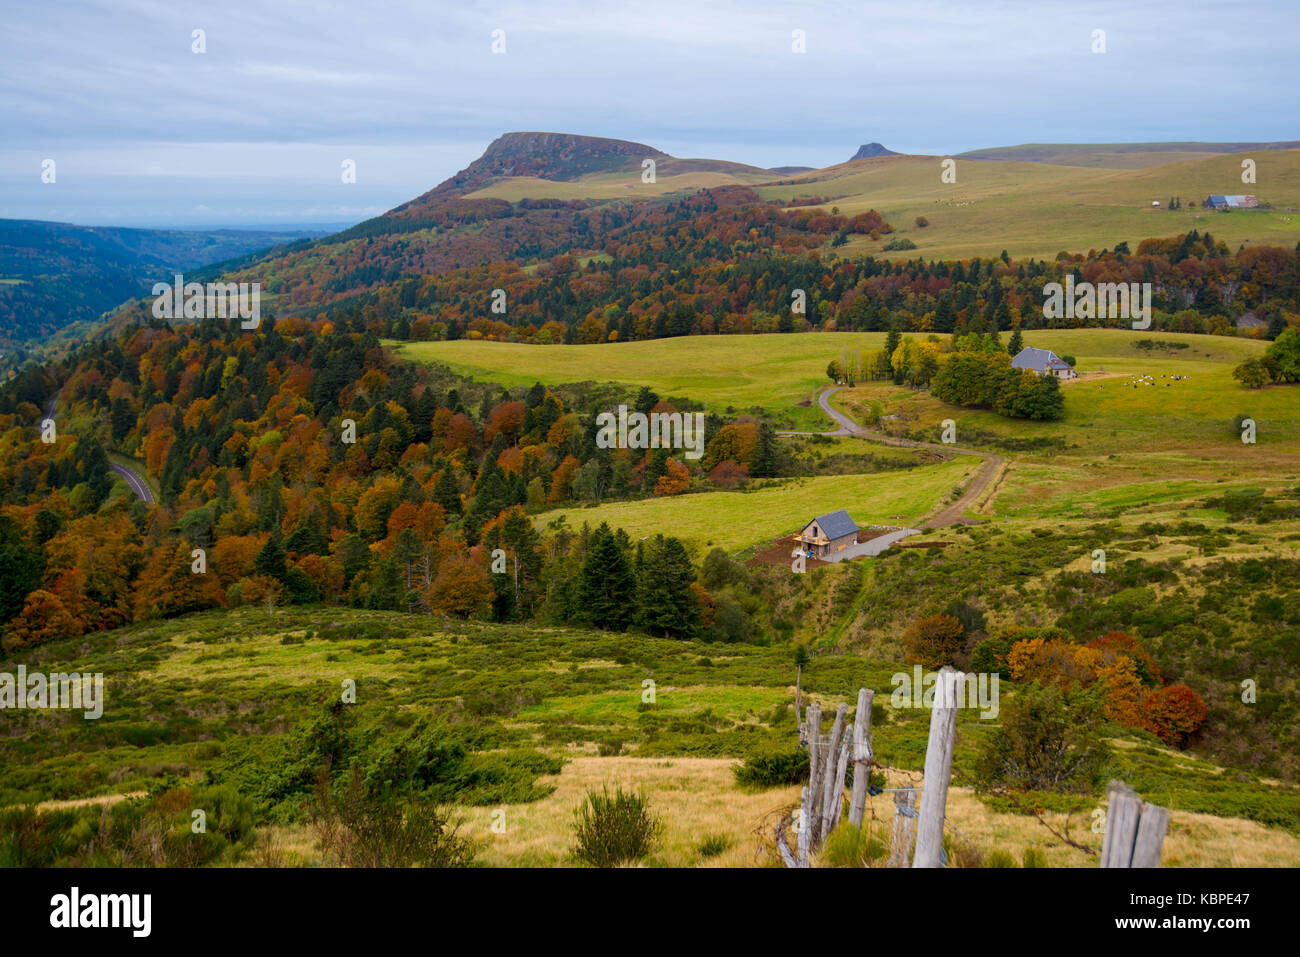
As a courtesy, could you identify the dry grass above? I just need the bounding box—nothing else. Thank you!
[262,757,1300,868]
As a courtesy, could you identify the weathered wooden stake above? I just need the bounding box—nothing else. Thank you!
[848,688,875,828]
[829,724,852,836]
[797,703,822,868]
[890,788,917,867]
[1101,781,1169,868]
[794,786,812,868]
[819,703,848,842]
[912,666,960,868]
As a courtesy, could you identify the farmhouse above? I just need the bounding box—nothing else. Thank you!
[1011,346,1077,379]
[1204,194,1258,210]
[793,509,859,559]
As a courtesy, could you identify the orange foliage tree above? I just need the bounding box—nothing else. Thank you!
[654,458,690,496]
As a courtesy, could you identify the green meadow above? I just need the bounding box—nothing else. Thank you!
[534,457,980,553]
[4,605,1298,867]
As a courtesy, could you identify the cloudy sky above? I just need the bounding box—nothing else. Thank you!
[1,0,1295,228]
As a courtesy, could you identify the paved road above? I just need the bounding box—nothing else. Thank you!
[819,526,924,562]
[110,461,156,504]
[784,388,1003,530]
[47,392,156,505]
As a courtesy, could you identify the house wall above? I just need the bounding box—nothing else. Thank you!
[817,532,857,555]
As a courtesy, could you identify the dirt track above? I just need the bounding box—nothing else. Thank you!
[786,387,1003,530]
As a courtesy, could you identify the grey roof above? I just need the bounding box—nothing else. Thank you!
[1011,346,1059,372]
[810,509,859,541]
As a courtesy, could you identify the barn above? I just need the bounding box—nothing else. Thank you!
[1205,194,1259,210]
[793,509,859,559]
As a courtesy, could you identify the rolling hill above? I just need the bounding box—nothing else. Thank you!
[0,219,324,349]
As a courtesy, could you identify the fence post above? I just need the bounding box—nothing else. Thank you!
[848,688,875,828]
[819,703,848,844]
[890,788,917,867]
[828,724,852,837]
[912,666,960,868]
[797,703,822,868]
[1101,781,1169,868]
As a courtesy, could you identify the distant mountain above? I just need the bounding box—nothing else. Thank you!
[0,219,324,346]
[394,132,667,209]
[850,142,900,161]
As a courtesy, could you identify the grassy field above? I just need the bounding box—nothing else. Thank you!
[534,457,980,553]
[455,146,1300,261]
[5,605,1299,867]
[764,149,1300,261]
[824,329,1298,520]
[400,328,1298,526]
[396,332,890,430]
[957,142,1300,169]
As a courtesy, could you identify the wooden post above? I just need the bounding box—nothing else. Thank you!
[1101,781,1168,868]
[1132,804,1169,868]
[819,703,847,843]
[795,786,813,868]
[890,788,917,867]
[829,729,852,836]
[912,667,960,868]
[1100,782,1140,868]
[848,688,875,828]
[799,703,822,867]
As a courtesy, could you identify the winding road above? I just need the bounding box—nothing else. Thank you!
[109,461,156,504]
[45,393,155,505]
[789,387,1003,530]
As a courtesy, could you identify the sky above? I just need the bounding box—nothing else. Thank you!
[1,0,1296,228]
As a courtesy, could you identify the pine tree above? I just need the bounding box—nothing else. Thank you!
[574,523,636,630]
[1008,326,1024,356]
[637,535,699,638]
[750,422,779,478]
[433,467,462,515]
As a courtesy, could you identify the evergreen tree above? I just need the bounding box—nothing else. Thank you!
[573,523,636,630]
[637,535,699,638]
[750,422,779,478]
[1007,326,1024,356]
[433,467,462,514]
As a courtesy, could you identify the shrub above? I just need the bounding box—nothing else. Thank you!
[311,767,474,868]
[903,613,966,668]
[697,834,732,858]
[986,849,1017,867]
[572,786,659,867]
[974,681,1109,793]
[971,629,1019,674]
[1141,684,1208,747]
[1022,846,1048,868]
[883,237,918,251]
[914,216,929,228]
[733,746,807,788]
[820,821,886,867]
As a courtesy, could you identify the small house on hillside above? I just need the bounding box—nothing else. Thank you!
[1205,194,1258,210]
[794,509,859,559]
[1012,346,1077,379]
